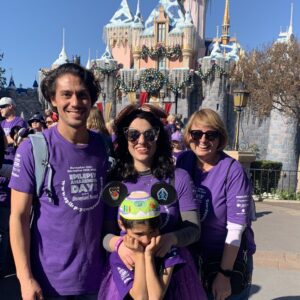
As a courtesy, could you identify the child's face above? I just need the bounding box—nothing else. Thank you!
[126,223,159,247]
[172,140,182,150]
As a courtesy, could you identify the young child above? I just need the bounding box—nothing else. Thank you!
[171,131,185,164]
[99,182,207,300]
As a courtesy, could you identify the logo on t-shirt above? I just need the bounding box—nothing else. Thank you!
[195,186,211,222]
[61,165,104,212]
[117,266,131,284]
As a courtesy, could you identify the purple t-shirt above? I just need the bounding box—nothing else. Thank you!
[9,126,109,296]
[1,116,27,161]
[110,247,185,299]
[1,116,27,137]
[177,151,256,258]
[123,168,197,233]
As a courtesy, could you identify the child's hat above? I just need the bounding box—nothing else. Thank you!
[101,181,177,220]
[119,191,160,220]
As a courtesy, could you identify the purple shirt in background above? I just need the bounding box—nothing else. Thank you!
[1,116,27,137]
[110,247,185,299]
[177,150,256,259]
[123,168,197,233]
[1,116,27,161]
[9,126,109,296]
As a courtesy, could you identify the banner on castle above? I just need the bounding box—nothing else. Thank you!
[105,102,112,122]
[96,102,103,113]
[127,92,136,104]
[164,103,172,114]
[139,92,148,106]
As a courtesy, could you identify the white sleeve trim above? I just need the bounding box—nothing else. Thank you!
[225,221,246,247]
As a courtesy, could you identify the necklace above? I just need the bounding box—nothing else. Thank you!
[137,169,152,176]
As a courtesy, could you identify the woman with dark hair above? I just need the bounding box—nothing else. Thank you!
[103,103,201,274]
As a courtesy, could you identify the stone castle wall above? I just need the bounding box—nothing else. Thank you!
[200,57,300,191]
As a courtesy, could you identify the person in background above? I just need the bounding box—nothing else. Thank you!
[171,130,185,164]
[177,108,256,300]
[9,63,109,300]
[87,107,110,136]
[0,97,27,283]
[28,113,46,133]
[164,113,177,137]
[0,97,27,161]
[44,108,58,128]
[0,127,6,169]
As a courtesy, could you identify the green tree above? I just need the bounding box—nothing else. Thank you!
[0,53,6,88]
[231,38,300,118]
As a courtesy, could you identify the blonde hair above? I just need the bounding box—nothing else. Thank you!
[184,108,228,151]
[87,107,109,135]
[167,114,176,123]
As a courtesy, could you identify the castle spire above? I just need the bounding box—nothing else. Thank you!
[288,2,294,37]
[86,48,92,69]
[132,0,144,28]
[52,28,69,67]
[221,0,230,45]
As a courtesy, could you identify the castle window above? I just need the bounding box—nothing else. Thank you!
[158,57,166,70]
[157,23,166,43]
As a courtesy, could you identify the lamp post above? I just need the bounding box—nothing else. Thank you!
[159,89,166,102]
[233,83,249,151]
[102,92,106,120]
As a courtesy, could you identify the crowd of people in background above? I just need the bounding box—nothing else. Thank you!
[0,63,255,300]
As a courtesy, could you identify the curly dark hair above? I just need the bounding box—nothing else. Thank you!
[41,63,100,105]
[112,104,174,182]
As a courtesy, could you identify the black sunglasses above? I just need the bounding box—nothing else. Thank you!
[189,130,219,141]
[0,104,9,109]
[124,127,160,143]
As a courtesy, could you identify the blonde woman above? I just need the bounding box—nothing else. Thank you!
[87,107,110,136]
[177,108,256,300]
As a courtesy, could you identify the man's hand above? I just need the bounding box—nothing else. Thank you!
[212,272,232,300]
[20,277,43,300]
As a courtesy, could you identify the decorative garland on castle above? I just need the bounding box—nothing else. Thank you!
[140,69,166,93]
[141,44,182,60]
[198,63,227,81]
[115,69,195,95]
[91,63,120,75]
[115,77,140,93]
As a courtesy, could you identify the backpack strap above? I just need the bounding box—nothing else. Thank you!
[29,133,54,203]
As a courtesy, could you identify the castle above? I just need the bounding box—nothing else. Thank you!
[1,0,299,190]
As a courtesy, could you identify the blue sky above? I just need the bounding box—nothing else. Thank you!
[0,0,298,88]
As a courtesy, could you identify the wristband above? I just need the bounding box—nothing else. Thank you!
[114,237,123,253]
[218,266,234,278]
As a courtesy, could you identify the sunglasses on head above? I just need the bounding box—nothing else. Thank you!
[124,127,160,143]
[189,130,219,141]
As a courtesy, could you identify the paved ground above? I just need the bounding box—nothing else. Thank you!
[249,200,300,299]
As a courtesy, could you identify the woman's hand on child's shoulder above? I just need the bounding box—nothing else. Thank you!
[118,239,136,270]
